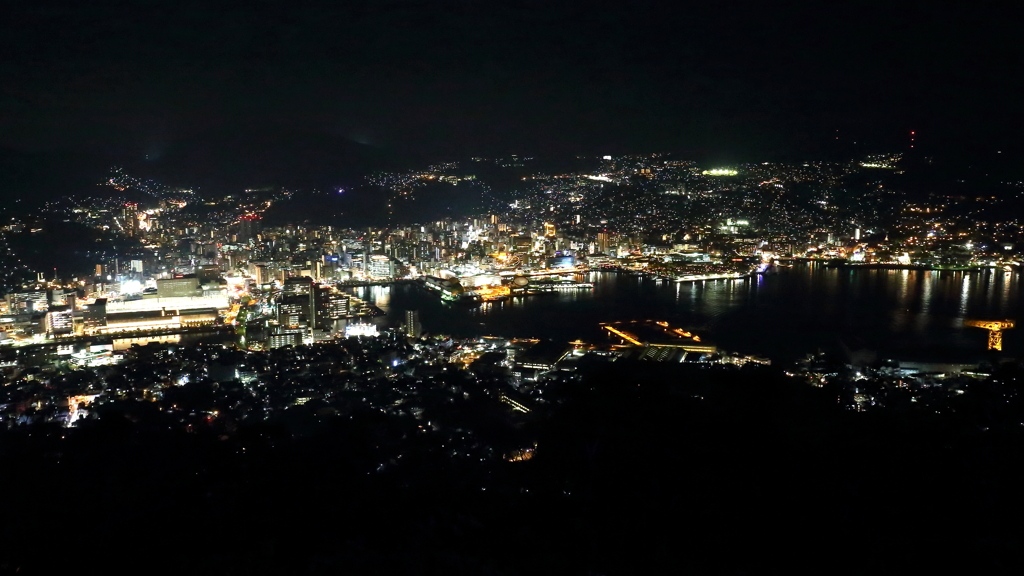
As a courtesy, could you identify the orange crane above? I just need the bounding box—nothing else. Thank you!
[964,319,1015,351]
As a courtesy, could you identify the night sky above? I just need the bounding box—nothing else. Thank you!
[2,1,1021,161]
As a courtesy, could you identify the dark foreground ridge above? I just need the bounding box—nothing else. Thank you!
[3,358,1024,575]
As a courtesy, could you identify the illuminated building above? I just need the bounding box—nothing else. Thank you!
[81,299,107,331]
[367,255,395,279]
[345,322,379,338]
[546,255,576,269]
[235,214,261,242]
[122,203,139,237]
[98,309,217,334]
[104,296,229,314]
[268,330,303,349]
[283,276,314,296]
[157,277,201,298]
[314,287,350,330]
[475,285,510,301]
[251,263,269,285]
[45,305,74,337]
[404,310,422,338]
[6,290,48,313]
[512,236,532,253]
[278,296,310,329]
[277,277,316,335]
[423,276,469,302]
[666,252,712,263]
[196,265,222,282]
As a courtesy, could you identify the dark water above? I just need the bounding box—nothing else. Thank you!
[350,265,1024,363]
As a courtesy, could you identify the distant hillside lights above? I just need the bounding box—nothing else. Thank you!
[702,168,738,176]
[860,153,902,169]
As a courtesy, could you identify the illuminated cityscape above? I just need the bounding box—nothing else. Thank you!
[4,148,1024,572]
[3,1,1024,574]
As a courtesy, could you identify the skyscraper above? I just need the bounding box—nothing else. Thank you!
[122,203,139,237]
[404,310,421,339]
[314,286,350,331]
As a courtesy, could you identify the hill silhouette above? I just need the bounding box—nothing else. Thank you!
[122,126,420,194]
[0,146,114,209]
[1,127,420,211]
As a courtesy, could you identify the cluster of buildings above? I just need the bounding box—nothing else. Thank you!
[790,349,1005,414]
[15,155,1024,294]
[3,153,1024,368]
[1,275,225,340]
[0,320,772,433]
[495,153,1024,270]
[0,333,535,468]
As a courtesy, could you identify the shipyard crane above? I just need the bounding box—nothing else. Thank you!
[964,319,1015,351]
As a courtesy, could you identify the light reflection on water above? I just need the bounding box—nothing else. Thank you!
[1000,272,1014,316]
[958,273,970,318]
[357,266,1024,362]
[914,271,934,333]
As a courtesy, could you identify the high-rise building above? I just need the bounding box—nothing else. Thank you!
[122,203,139,237]
[362,236,373,273]
[81,298,107,332]
[278,295,311,329]
[314,286,350,331]
[236,214,261,243]
[250,263,269,285]
[45,305,74,336]
[280,276,316,336]
[283,276,313,296]
[404,310,421,338]
[512,236,531,253]
[367,255,395,279]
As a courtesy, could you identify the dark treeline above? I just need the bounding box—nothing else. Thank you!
[2,361,1023,575]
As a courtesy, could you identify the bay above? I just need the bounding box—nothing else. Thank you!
[349,265,1024,364]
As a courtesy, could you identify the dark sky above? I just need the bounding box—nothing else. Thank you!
[2,0,1021,160]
